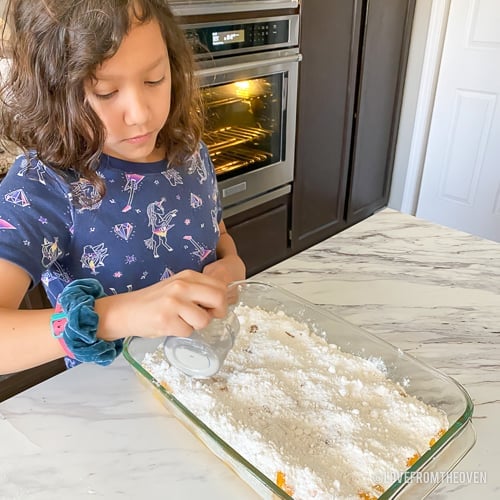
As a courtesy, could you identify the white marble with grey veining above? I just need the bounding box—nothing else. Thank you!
[1,208,499,499]
[258,208,500,499]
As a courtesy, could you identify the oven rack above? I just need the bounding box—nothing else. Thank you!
[204,94,272,109]
[204,96,244,108]
[210,146,273,175]
[204,126,271,152]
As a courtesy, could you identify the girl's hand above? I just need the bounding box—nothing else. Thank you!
[95,269,229,341]
[202,253,246,286]
[203,254,246,305]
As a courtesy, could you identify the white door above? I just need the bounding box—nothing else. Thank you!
[416,0,500,242]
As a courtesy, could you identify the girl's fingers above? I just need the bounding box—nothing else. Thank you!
[166,270,228,315]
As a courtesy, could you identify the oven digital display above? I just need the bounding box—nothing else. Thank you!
[212,29,245,46]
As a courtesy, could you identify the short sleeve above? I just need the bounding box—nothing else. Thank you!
[0,154,73,288]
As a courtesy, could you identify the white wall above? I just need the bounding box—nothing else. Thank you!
[388,0,433,211]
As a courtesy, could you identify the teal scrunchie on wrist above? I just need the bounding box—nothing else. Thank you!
[57,278,123,366]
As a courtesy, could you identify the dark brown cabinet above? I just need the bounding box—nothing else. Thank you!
[225,193,291,277]
[291,0,415,252]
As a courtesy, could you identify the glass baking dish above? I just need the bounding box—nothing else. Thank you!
[123,281,475,499]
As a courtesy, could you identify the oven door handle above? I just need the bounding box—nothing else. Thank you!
[195,53,302,78]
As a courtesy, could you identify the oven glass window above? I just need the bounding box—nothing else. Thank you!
[202,73,284,181]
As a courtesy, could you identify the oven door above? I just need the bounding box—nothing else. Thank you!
[170,1,299,16]
[197,48,301,213]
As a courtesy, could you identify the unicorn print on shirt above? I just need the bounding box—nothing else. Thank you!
[71,178,103,211]
[144,198,177,258]
[41,237,71,283]
[41,237,63,267]
[162,168,183,186]
[187,149,208,184]
[17,157,48,185]
[80,243,109,275]
[210,207,219,233]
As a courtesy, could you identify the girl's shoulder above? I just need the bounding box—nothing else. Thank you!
[2,152,74,190]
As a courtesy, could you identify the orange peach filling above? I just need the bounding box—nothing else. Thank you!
[276,470,294,496]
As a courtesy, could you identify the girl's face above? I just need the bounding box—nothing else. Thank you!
[84,19,171,163]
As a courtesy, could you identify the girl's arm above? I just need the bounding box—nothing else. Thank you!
[89,219,244,346]
[0,259,64,373]
[98,221,244,348]
[0,260,230,375]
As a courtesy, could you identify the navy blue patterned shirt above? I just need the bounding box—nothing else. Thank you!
[0,143,221,306]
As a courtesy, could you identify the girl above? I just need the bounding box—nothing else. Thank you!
[0,0,246,374]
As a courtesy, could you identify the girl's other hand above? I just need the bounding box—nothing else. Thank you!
[203,254,246,305]
[202,254,246,287]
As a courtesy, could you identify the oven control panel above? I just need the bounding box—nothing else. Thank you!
[183,15,299,57]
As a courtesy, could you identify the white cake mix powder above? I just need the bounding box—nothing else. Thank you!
[142,305,448,499]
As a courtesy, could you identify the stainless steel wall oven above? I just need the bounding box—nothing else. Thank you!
[179,12,301,217]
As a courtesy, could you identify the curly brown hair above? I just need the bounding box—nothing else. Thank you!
[0,0,203,198]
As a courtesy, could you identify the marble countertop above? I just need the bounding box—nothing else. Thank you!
[1,208,498,499]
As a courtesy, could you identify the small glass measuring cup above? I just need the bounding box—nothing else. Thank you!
[163,309,240,379]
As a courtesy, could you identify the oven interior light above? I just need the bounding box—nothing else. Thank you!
[234,80,252,98]
[234,81,251,90]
